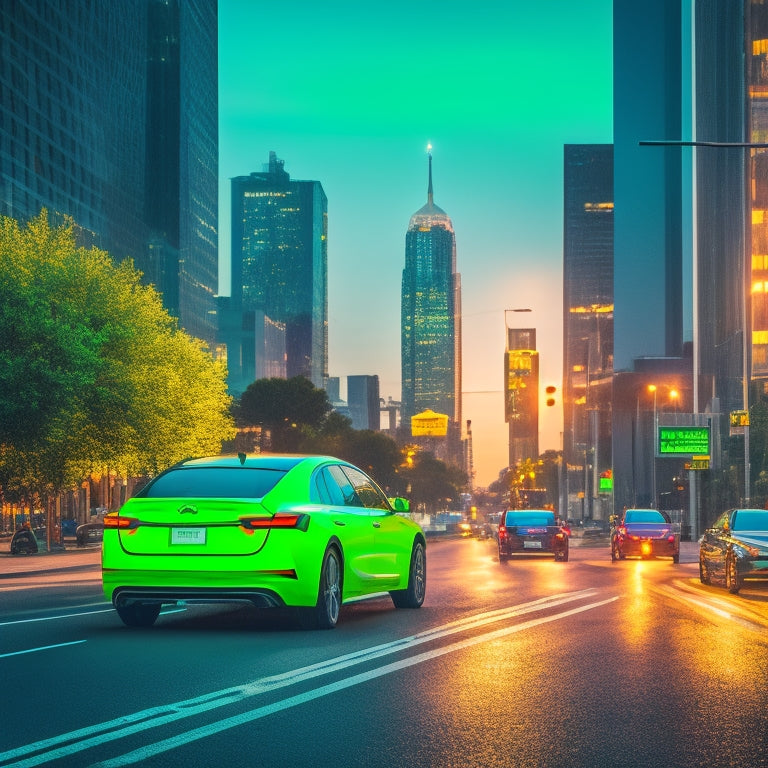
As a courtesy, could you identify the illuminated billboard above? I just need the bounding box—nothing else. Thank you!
[411,409,449,437]
[657,425,710,456]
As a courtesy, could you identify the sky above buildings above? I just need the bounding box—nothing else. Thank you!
[218,0,613,487]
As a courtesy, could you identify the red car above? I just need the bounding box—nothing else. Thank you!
[611,508,680,563]
[498,510,569,562]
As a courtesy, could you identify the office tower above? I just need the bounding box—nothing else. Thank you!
[229,153,328,391]
[505,328,539,468]
[563,144,614,520]
[348,375,381,431]
[0,1,219,348]
[401,150,462,428]
[748,4,768,382]
[612,1,746,531]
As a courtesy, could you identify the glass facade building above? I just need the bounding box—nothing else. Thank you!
[563,145,614,519]
[613,1,748,529]
[348,375,381,431]
[748,3,768,384]
[0,0,219,347]
[228,153,328,390]
[401,153,462,427]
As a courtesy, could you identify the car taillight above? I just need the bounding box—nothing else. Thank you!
[667,535,676,543]
[618,526,627,536]
[498,525,507,540]
[103,516,139,530]
[555,532,565,541]
[239,513,309,532]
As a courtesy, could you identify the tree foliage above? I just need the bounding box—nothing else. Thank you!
[0,211,236,496]
[238,376,332,451]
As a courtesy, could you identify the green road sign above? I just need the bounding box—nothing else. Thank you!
[657,425,710,456]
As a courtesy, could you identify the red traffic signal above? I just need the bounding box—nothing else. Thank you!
[545,385,557,407]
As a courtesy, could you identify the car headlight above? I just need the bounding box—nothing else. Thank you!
[734,544,760,558]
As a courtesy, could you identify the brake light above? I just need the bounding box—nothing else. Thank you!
[498,525,507,540]
[667,535,676,543]
[618,526,627,536]
[555,532,565,541]
[239,513,309,532]
[103,516,139,529]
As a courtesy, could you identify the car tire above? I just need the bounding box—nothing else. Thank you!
[672,552,680,564]
[611,541,622,561]
[390,540,426,609]
[725,553,742,594]
[555,548,569,562]
[699,557,710,585]
[115,602,161,628]
[498,549,509,563]
[300,545,342,630]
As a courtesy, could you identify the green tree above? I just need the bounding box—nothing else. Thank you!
[0,211,236,501]
[401,452,467,513]
[238,376,331,451]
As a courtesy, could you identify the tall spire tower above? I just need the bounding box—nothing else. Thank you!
[401,145,462,432]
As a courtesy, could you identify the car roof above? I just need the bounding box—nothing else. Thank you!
[175,455,335,471]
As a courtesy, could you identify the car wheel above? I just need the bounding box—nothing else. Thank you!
[391,540,426,609]
[115,602,161,628]
[300,546,342,630]
[699,557,710,585]
[498,548,509,563]
[611,541,622,561]
[725,554,742,594]
[672,552,680,564]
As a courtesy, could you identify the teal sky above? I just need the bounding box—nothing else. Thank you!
[218,0,613,486]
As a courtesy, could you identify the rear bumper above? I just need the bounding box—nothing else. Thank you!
[617,538,678,558]
[112,584,285,609]
[103,566,319,608]
[499,539,568,557]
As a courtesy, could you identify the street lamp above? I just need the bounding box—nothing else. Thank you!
[648,384,679,508]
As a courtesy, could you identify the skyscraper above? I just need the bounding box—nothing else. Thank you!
[612,1,747,530]
[563,144,614,519]
[0,0,219,347]
[228,153,328,391]
[401,150,462,428]
[347,375,381,431]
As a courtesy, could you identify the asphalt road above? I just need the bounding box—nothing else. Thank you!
[1,537,768,768]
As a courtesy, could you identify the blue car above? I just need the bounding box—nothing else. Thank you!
[699,508,768,594]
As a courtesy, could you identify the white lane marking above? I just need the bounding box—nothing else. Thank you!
[94,598,618,768]
[0,609,114,627]
[0,640,86,659]
[0,590,610,768]
[0,605,184,629]
[657,583,768,632]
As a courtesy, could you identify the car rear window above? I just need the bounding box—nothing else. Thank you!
[504,512,554,527]
[732,510,768,531]
[137,467,287,499]
[624,510,665,523]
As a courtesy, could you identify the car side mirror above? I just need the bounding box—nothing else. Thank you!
[390,497,410,513]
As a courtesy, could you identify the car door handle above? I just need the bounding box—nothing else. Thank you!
[333,520,346,527]
[372,521,381,528]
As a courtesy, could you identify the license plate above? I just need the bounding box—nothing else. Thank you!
[171,527,206,545]
[524,540,542,549]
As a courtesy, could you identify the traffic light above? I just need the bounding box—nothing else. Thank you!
[545,385,557,407]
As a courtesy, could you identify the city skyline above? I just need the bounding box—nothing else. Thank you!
[218,0,614,486]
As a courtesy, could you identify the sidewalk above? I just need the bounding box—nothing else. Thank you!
[0,541,101,578]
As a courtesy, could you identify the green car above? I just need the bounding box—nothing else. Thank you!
[102,454,426,629]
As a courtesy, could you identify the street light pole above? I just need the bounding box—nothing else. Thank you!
[649,385,657,508]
